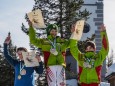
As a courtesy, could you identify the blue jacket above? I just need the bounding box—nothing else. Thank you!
[4,43,43,86]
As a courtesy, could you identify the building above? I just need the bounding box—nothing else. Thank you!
[105,63,115,86]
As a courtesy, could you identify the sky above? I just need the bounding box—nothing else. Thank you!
[0,0,115,56]
[0,0,34,50]
[104,0,115,54]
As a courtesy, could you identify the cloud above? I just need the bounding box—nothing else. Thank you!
[0,0,34,50]
[0,21,9,28]
[104,0,115,53]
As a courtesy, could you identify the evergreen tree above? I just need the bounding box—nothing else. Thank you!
[22,0,91,38]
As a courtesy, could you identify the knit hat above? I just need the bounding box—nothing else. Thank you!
[46,24,58,35]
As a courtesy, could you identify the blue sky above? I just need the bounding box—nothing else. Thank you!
[0,0,115,56]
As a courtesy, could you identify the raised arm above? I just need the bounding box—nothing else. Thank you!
[98,24,109,62]
[4,35,18,67]
[34,62,43,74]
[28,20,42,48]
[34,56,43,74]
[69,23,82,61]
[70,39,81,61]
[61,23,80,50]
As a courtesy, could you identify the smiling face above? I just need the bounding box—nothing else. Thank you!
[50,29,57,37]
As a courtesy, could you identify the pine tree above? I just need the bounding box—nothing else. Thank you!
[22,0,92,51]
[0,32,16,86]
[22,0,91,38]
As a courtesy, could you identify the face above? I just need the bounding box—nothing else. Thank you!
[17,50,24,60]
[50,29,57,37]
[85,46,95,52]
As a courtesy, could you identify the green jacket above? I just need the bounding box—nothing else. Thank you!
[29,26,70,67]
[70,31,109,84]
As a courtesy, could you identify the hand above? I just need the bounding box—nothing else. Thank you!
[71,24,80,34]
[4,35,11,44]
[71,24,75,33]
[36,55,42,62]
[28,20,32,27]
[99,24,106,32]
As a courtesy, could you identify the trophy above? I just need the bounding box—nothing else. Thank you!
[70,20,85,40]
[22,51,39,67]
[27,9,46,29]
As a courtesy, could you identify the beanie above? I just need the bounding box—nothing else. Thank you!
[46,24,58,35]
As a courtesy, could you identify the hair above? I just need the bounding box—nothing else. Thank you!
[17,47,27,52]
[84,41,96,50]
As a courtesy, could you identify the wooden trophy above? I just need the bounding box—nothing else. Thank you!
[22,51,39,67]
[27,9,46,29]
[70,20,85,40]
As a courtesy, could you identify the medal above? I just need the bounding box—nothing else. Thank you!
[83,62,89,68]
[18,75,21,80]
[20,69,26,75]
[50,48,58,55]
[84,56,95,68]
[53,50,58,55]
[48,38,58,55]
[18,62,26,79]
[88,64,91,68]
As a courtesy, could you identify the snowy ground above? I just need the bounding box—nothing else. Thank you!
[100,82,110,86]
[66,79,110,86]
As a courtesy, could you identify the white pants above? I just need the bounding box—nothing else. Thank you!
[46,65,66,86]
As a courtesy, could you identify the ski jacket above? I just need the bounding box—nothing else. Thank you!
[70,31,109,84]
[4,44,43,86]
[29,26,70,67]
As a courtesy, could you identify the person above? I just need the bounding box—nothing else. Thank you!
[70,24,109,86]
[3,34,43,86]
[28,20,76,86]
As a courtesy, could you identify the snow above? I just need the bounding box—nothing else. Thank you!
[106,63,115,76]
[66,79,77,86]
[100,82,110,86]
[66,80,110,86]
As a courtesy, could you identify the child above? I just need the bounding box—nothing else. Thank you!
[70,24,109,86]
[28,20,76,86]
[4,35,43,86]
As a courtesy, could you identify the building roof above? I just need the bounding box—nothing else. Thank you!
[105,63,115,80]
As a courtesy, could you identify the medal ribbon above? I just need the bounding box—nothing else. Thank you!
[84,57,95,68]
[19,62,25,74]
[48,38,56,49]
